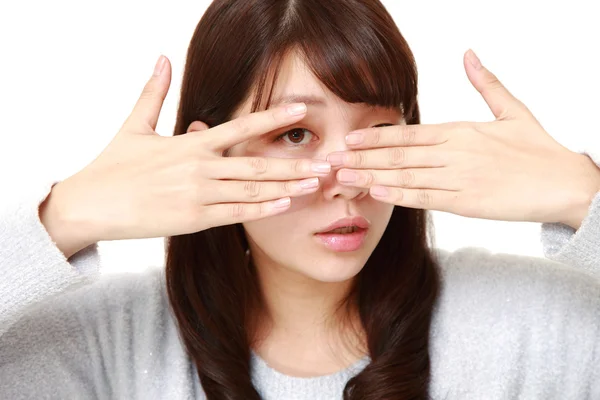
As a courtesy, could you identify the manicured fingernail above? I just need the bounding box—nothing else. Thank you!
[311,162,331,174]
[299,177,319,190]
[466,49,482,70]
[274,197,291,208]
[153,55,166,76]
[371,186,389,197]
[345,133,364,145]
[327,153,345,167]
[338,170,358,183]
[286,103,307,116]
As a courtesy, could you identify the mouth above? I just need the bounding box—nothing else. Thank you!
[314,216,370,252]
[326,226,362,234]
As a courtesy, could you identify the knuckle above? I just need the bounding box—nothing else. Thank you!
[282,180,295,195]
[230,203,246,219]
[444,121,460,134]
[370,128,382,145]
[291,159,306,174]
[186,159,207,184]
[486,75,503,91]
[470,122,485,134]
[258,202,271,218]
[232,117,251,137]
[389,147,405,166]
[188,184,206,209]
[194,208,213,229]
[391,188,404,203]
[417,189,432,206]
[249,157,269,174]
[362,172,375,187]
[402,125,417,145]
[139,84,155,101]
[354,151,366,167]
[397,170,416,188]
[270,109,280,126]
[244,180,261,198]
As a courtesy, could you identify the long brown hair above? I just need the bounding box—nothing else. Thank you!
[165,0,441,398]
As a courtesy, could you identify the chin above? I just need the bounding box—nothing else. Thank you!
[297,252,370,283]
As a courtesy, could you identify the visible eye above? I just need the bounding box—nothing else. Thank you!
[275,128,315,146]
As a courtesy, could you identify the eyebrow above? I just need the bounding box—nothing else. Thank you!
[269,94,327,108]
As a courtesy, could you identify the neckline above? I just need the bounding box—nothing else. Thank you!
[250,349,371,383]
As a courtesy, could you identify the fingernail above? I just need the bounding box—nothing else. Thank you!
[311,162,331,174]
[299,177,319,190]
[153,55,166,76]
[327,153,345,167]
[466,49,482,70]
[371,186,389,197]
[345,133,364,145]
[274,197,291,208]
[286,103,307,116]
[338,170,358,183]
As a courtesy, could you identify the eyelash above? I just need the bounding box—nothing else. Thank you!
[273,128,315,146]
[273,124,394,147]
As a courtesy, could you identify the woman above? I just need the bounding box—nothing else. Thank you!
[1,0,599,399]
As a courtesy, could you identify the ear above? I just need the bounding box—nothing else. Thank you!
[186,121,210,133]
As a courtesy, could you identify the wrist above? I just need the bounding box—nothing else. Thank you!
[558,154,600,230]
[39,179,100,259]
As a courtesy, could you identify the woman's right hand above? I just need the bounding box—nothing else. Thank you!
[40,56,331,258]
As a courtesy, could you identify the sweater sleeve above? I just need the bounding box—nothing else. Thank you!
[540,149,600,276]
[0,180,102,335]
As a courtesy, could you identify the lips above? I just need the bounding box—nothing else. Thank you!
[317,216,370,233]
[314,216,370,252]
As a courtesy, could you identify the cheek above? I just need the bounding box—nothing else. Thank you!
[362,197,395,232]
[242,209,309,256]
[244,148,312,159]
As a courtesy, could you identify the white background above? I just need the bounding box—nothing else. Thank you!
[1,0,598,274]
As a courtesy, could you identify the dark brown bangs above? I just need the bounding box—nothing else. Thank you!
[248,0,418,121]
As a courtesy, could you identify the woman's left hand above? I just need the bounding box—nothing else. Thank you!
[328,50,600,230]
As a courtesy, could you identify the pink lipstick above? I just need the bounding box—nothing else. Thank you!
[314,216,370,252]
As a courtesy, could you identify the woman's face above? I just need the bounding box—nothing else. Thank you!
[229,52,402,283]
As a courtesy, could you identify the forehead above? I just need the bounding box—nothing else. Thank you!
[232,51,377,118]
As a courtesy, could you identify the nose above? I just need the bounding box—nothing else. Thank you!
[321,171,367,201]
[319,145,368,202]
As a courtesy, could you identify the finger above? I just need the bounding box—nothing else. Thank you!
[127,55,172,131]
[205,197,292,227]
[336,167,457,191]
[463,49,530,120]
[198,103,308,150]
[205,157,331,180]
[369,186,459,212]
[202,178,321,204]
[327,147,447,169]
[345,123,448,149]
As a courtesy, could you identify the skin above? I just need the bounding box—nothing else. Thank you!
[224,49,600,376]
[42,50,600,378]
[227,51,402,376]
[329,50,600,231]
[223,49,600,377]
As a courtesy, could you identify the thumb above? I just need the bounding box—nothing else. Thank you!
[127,55,172,131]
[464,49,529,120]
